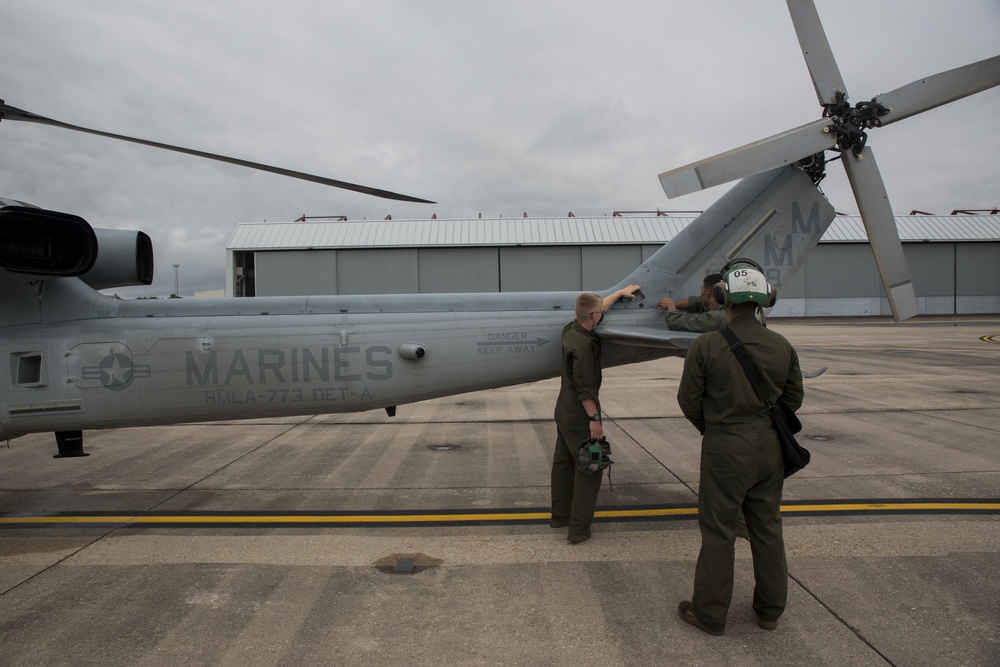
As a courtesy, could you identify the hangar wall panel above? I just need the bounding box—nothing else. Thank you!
[581,245,644,291]
[805,245,881,298]
[255,250,338,297]
[500,247,580,292]
[958,243,1000,296]
[418,248,499,293]
[337,248,418,295]
[777,243,991,315]
[905,244,954,298]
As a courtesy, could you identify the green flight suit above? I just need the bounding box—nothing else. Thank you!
[665,304,728,333]
[551,320,604,539]
[682,295,708,313]
[677,313,804,633]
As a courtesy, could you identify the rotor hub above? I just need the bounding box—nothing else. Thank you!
[822,92,890,157]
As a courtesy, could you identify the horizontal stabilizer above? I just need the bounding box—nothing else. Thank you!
[596,326,701,351]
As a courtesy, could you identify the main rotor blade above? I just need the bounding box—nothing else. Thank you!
[0,102,435,204]
[658,118,836,198]
[874,55,1000,126]
[843,147,918,321]
[786,0,848,106]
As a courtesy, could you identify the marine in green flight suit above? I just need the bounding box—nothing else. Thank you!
[551,317,604,543]
[551,286,640,544]
[676,266,804,635]
[658,273,727,333]
[664,305,728,332]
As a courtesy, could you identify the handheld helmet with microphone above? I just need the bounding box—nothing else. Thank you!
[576,437,613,475]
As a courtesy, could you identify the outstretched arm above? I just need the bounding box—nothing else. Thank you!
[602,284,641,311]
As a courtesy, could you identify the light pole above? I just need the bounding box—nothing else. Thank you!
[173,263,180,297]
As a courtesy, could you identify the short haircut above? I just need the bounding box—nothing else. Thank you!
[728,301,759,315]
[702,273,723,288]
[575,292,602,319]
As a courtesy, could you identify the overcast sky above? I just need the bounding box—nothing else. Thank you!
[2,0,998,297]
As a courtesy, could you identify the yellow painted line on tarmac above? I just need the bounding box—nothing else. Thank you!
[0,512,552,526]
[2,500,999,527]
[781,501,1000,513]
[0,515,142,525]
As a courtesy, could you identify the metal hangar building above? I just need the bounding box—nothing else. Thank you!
[226,212,1000,317]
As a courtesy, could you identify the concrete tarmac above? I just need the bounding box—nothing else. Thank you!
[2,316,999,666]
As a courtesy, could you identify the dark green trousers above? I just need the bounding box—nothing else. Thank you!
[551,420,603,538]
[692,428,787,633]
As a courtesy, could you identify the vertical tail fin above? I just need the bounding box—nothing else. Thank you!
[612,166,835,301]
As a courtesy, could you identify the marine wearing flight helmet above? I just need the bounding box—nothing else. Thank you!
[675,260,803,635]
[659,271,752,541]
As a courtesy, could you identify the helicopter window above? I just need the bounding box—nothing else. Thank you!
[13,353,44,387]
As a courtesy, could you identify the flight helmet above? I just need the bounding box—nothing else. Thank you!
[713,258,775,307]
[576,438,613,475]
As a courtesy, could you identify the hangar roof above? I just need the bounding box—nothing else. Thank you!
[227,214,1000,250]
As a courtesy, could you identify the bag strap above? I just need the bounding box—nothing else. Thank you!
[719,327,774,410]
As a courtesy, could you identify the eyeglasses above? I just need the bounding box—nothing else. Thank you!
[590,310,605,317]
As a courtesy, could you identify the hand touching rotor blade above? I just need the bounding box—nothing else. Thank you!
[658,118,836,198]
[0,102,435,204]
[786,0,848,106]
[874,55,1000,126]
[843,147,918,322]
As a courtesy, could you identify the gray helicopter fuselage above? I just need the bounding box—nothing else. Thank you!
[0,287,669,439]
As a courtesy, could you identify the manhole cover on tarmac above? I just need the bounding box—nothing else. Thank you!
[374,552,444,575]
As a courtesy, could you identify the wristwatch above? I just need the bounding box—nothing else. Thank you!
[589,414,602,422]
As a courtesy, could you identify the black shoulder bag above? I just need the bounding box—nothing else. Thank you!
[719,327,810,477]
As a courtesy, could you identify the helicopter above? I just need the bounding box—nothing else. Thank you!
[1,0,997,457]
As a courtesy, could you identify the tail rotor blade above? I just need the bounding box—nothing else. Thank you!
[659,118,836,198]
[874,55,1000,126]
[786,0,848,106]
[0,102,435,204]
[842,148,918,321]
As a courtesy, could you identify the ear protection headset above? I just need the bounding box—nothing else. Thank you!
[712,257,778,308]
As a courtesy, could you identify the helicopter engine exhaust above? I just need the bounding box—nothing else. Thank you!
[0,205,153,287]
